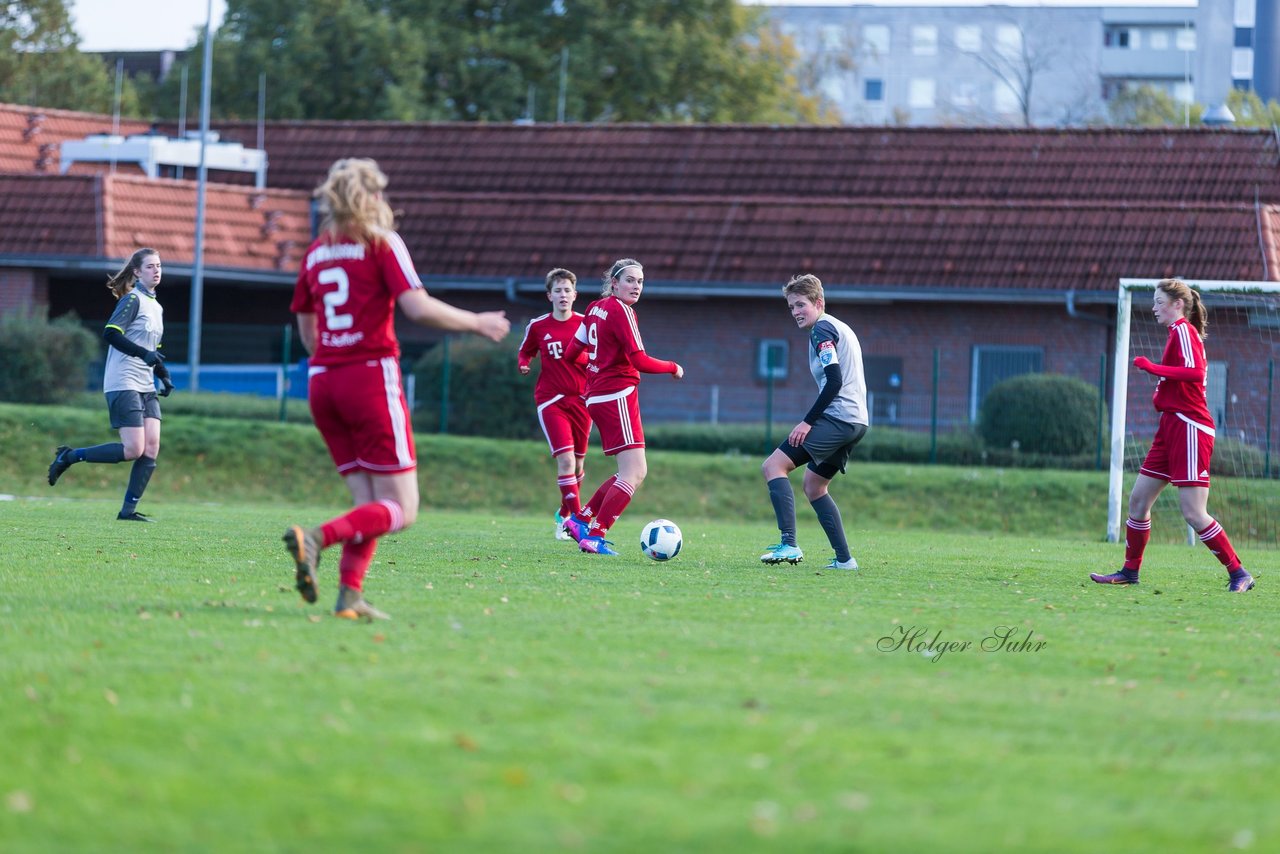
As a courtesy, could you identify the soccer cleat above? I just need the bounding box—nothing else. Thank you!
[760,544,804,565]
[334,584,390,621]
[554,512,572,541]
[283,525,322,604]
[561,514,590,543]
[825,556,859,570]
[116,510,155,522]
[1089,570,1139,585]
[1227,569,1255,593]
[578,535,619,556]
[48,446,73,486]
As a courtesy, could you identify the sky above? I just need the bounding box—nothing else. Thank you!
[70,0,1195,51]
[71,0,228,52]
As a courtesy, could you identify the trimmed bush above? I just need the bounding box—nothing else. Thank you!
[412,336,534,439]
[0,311,99,404]
[979,373,1104,457]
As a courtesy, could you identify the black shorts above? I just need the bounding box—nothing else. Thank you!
[777,418,868,479]
[105,390,162,429]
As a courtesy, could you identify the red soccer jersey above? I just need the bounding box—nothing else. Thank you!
[291,229,422,367]
[576,295,645,396]
[1151,317,1213,427]
[517,312,587,403]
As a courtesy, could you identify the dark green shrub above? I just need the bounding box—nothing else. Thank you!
[0,311,98,404]
[979,373,1104,456]
[412,336,534,439]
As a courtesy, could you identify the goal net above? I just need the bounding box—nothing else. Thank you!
[1108,279,1280,548]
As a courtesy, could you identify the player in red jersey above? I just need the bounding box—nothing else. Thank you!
[517,268,591,539]
[284,158,510,618]
[1091,278,1254,592]
[560,258,684,556]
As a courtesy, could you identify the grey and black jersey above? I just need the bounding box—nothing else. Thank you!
[808,313,868,426]
[103,285,164,394]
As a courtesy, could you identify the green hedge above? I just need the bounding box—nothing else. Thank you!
[412,336,534,439]
[0,311,99,404]
[979,373,1104,456]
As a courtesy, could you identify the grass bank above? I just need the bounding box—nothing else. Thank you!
[3,402,1276,546]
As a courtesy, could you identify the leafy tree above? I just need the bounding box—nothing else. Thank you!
[152,0,430,120]
[0,0,139,112]
[1224,88,1280,128]
[150,0,822,123]
[1107,84,1204,127]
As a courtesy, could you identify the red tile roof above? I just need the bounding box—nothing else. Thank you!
[397,193,1277,292]
[0,103,150,175]
[0,172,310,272]
[196,122,1280,206]
[0,173,101,256]
[8,105,1280,289]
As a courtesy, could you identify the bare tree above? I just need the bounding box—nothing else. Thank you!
[962,20,1060,127]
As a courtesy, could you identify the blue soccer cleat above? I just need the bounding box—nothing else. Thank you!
[825,556,858,570]
[1227,569,1255,592]
[562,514,590,543]
[579,535,619,556]
[760,543,804,565]
[1090,570,1139,585]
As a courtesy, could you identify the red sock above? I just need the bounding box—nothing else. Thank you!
[588,478,635,537]
[1123,516,1151,571]
[579,475,617,525]
[1198,519,1242,571]
[320,500,402,547]
[557,474,580,518]
[338,538,378,591]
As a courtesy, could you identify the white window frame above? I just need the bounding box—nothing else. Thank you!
[955,25,981,53]
[912,25,938,56]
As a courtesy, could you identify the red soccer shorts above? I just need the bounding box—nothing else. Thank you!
[536,393,591,458]
[308,357,417,474]
[1140,411,1214,487]
[586,386,644,456]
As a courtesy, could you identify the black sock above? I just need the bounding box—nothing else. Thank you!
[79,443,126,464]
[121,455,157,515]
[767,477,797,548]
[810,493,851,562]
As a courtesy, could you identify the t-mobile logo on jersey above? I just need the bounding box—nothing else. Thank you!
[546,341,564,360]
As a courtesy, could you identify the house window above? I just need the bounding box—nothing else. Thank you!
[951,81,978,109]
[909,78,936,108]
[1149,30,1170,50]
[1104,27,1130,48]
[1235,27,1253,48]
[954,25,981,53]
[1232,48,1254,78]
[997,25,1022,56]
[865,78,884,102]
[862,24,890,57]
[1173,81,1194,103]
[994,81,1020,114]
[1208,362,1227,427]
[821,24,845,51]
[912,25,938,56]
[1176,28,1196,51]
[865,356,904,425]
[757,339,789,381]
[970,346,1043,421]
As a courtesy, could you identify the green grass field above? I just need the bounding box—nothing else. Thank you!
[1,493,1275,852]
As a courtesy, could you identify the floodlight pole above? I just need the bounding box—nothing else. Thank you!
[187,0,214,392]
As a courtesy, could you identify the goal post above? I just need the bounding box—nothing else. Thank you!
[1108,278,1280,543]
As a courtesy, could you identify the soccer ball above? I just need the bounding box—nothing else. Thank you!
[640,519,682,561]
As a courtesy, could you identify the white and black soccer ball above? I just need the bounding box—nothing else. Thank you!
[640,519,682,561]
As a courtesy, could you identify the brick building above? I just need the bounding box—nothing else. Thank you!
[2,103,1279,436]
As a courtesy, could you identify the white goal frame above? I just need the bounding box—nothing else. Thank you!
[1108,278,1280,543]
